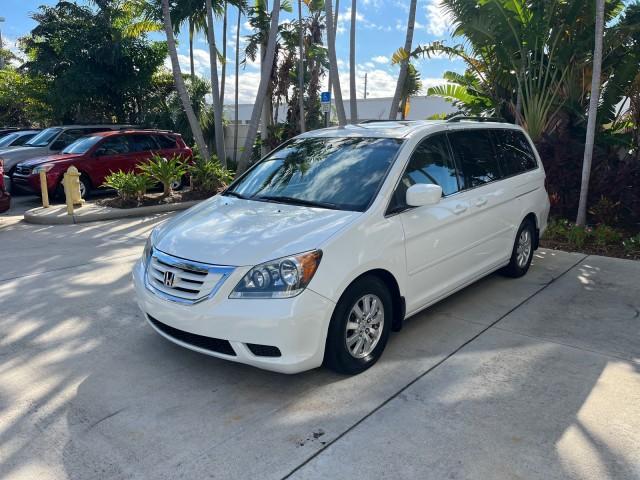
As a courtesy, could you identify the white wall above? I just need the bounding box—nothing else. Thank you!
[223,95,457,124]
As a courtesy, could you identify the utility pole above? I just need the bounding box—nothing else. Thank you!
[364,73,368,99]
[0,17,5,70]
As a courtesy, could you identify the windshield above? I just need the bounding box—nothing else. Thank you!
[227,137,403,211]
[25,127,62,147]
[0,133,19,148]
[62,135,102,154]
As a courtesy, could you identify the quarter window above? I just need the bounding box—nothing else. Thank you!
[493,129,537,175]
[448,129,502,188]
[154,134,178,149]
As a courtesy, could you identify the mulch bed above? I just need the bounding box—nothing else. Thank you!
[540,239,640,261]
[96,188,213,209]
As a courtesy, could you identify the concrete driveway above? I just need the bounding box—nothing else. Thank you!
[0,213,638,480]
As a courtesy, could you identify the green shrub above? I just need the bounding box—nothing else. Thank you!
[103,170,153,203]
[189,155,234,195]
[543,218,570,241]
[622,234,640,255]
[138,154,187,197]
[593,224,623,246]
[566,224,591,249]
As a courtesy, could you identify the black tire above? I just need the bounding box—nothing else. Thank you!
[500,218,535,278]
[324,276,392,375]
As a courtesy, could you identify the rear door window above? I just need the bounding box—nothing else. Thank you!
[129,134,159,153]
[493,129,538,176]
[448,129,502,189]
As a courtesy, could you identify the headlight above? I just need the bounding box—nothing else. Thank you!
[34,164,55,173]
[230,250,322,299]
[142,229,156,267]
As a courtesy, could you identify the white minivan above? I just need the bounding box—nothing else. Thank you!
[133,119,550,374]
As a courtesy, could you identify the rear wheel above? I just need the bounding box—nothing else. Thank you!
[501,218,535,278]
[324,276,392,375]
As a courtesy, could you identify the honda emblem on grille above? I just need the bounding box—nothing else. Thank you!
[163,271,175,287]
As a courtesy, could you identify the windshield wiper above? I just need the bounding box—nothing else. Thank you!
[223,190,249,199]
[254,195,340,210]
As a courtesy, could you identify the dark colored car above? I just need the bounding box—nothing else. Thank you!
[12,130,192,199]
[0,159,10,213]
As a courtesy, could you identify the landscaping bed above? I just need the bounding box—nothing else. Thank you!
[541,218,640,260]
[96,188,216,209]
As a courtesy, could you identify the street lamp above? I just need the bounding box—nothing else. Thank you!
[0,17,5,70]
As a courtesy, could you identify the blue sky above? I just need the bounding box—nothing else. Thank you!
[1,0,465,104]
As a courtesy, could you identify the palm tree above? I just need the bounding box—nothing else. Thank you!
[205,0,227,164]
[237,0,282,173]
[389,0,417,120]
[576,0,606,226]
[324,0,346,126]
[349,0,357,122]
[400,63,422,120]
[233,5,241,165]
[297,0,306,133]
[161,0,210,159]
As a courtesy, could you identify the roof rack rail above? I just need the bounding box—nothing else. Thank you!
[446,115,506,123]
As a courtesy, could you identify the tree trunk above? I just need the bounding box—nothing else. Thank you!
[349,0,357,123]
[325,0,346,126]
[161,0,210,160]
[189,17,195,79]
[297,0,306,133]
[389,0,417,120]
[237,0,282,173]
[205,0,227,165]
[233,6,241,165]
[260,1,271,157]
[325,0,339,127]
[576,0,605,226]
[221,2,227,104]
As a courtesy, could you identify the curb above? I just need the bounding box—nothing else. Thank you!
[24,200,202,225]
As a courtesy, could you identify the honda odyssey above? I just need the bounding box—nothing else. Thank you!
[133,119,550,375]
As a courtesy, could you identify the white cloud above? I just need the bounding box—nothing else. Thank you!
[425,0,454,36]
[372,55,389,64]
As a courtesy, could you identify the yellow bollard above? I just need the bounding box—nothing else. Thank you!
[63,171,74,215]
[39,170,49,208]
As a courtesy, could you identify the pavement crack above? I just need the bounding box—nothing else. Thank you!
[86,408,126,432]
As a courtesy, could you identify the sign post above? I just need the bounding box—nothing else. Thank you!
[321,91,331,127]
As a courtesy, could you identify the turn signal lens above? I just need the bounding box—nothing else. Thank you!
[229,250,322,299]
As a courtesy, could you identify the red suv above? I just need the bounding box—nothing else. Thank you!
[12,130,192,199]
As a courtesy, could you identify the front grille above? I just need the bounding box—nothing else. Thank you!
[14,165,32,176]
[148,314,236,356]
[145,249,234,304]
[246,343,282,358]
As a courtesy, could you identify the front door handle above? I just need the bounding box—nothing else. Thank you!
[475,197,488,207]
[453,204,467,215]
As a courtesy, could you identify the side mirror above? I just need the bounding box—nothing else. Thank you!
[406,183,442,207]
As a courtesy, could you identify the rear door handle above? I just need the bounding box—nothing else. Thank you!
[475,197,488,207]
[453,204,467,215]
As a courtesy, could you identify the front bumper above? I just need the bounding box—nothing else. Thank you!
[132,259,335,373]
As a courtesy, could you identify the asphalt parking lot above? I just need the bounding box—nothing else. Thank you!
[1,205,639,480]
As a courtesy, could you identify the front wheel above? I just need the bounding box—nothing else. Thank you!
[501,218,535,278]
[324,276,392,375]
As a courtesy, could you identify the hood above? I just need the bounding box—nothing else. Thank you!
[18,153,82,168]
[155,195,360,266]
[0,146,49,170]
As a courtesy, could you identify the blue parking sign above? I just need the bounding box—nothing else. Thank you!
[320,91,331,103]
